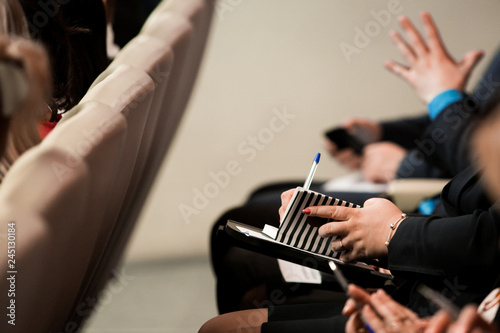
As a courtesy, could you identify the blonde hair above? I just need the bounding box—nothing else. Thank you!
[0,0,29,37]
[0,36,51,177]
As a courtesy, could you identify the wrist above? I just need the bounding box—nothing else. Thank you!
[384,213,407,247]
[428,89,464,120]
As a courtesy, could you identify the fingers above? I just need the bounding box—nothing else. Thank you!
[348,284,372,305]
[424,310,452,333]
[317,220,350,238]
[459,50,484,75]
[360,289,423,333]
[389,30,416,64]
[421,11,446,55]
[449,305,493,333]
[325,136,362,170]
[332,237,346,252]
[324,139,338,156]
[336,149,362,170]
[370,289,419,323]
[343,118,382,143]
[398,15,428,57]
[278,189,295,220]
[343,119,360,130]
[306,203,355,220]
[343,298,358,317]
[384,59,411,81]
[305,205,355,238]
[280,189,295,205]
[346,312,368,333]
[344,287,373,333]
[343,118,373,133]
[361,143,406,183]
[361,304,384,331]
[340,251,357,262]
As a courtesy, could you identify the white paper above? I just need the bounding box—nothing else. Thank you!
[277,259,322,284]
[262,224,278,239]
[235,225,274,240]
[322,172,387,193]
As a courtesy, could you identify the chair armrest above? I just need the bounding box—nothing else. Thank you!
[386,178,451,212]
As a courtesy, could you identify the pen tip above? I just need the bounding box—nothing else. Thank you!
[314,153,321,163]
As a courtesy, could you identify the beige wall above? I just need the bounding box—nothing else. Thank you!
[124,0,500,262]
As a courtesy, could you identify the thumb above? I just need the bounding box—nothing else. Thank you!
[343,118,360,132]
[459,50,484,75]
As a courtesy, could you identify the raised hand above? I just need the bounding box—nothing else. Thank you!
[385,12,483,104]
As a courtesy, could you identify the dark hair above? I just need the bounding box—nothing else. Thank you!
[61,0,109,106]
[0,114,10,158]
[20,0,108,119]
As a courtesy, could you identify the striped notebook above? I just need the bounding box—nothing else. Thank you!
[276,187,360,259]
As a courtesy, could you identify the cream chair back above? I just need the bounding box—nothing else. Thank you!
[80,65,155,227]
[73,2,215,327]
[0,147,90,332]
[109,35,174,179]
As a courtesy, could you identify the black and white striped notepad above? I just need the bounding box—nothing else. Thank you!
[276,187,360,259]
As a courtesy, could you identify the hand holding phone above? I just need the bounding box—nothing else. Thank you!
[325,128,365,155]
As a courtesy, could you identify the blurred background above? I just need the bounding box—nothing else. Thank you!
[84,0,500,331]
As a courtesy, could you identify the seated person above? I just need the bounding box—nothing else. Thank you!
[0,0,109,181]
[341,110,500,332]
[0,1,52,182]
[344,283,498,333]
[20,0,108,117]
[211,12,496,314]
[199,71,500,333]
[0,37,52,179]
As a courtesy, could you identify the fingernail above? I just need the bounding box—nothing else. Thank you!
[302,208,311,215]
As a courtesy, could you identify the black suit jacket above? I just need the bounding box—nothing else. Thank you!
[383,86,500,311]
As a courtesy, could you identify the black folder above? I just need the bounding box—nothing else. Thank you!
[219,219,395,289]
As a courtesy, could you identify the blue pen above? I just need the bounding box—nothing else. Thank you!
[303,153,321,190]
[328,261,375,333]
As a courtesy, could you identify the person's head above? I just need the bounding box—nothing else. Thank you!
[0,0,29,37]
[0,36,51,158]
[20,0,108,117]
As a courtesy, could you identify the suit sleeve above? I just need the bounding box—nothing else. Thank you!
[387,168,500,277]
[404,97,480,177]
[387,208,500,276]
[396,149,450,179]
[380,108,471,179]
[380,115,430,149]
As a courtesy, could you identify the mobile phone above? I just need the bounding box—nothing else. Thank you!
[325,128,365,155]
